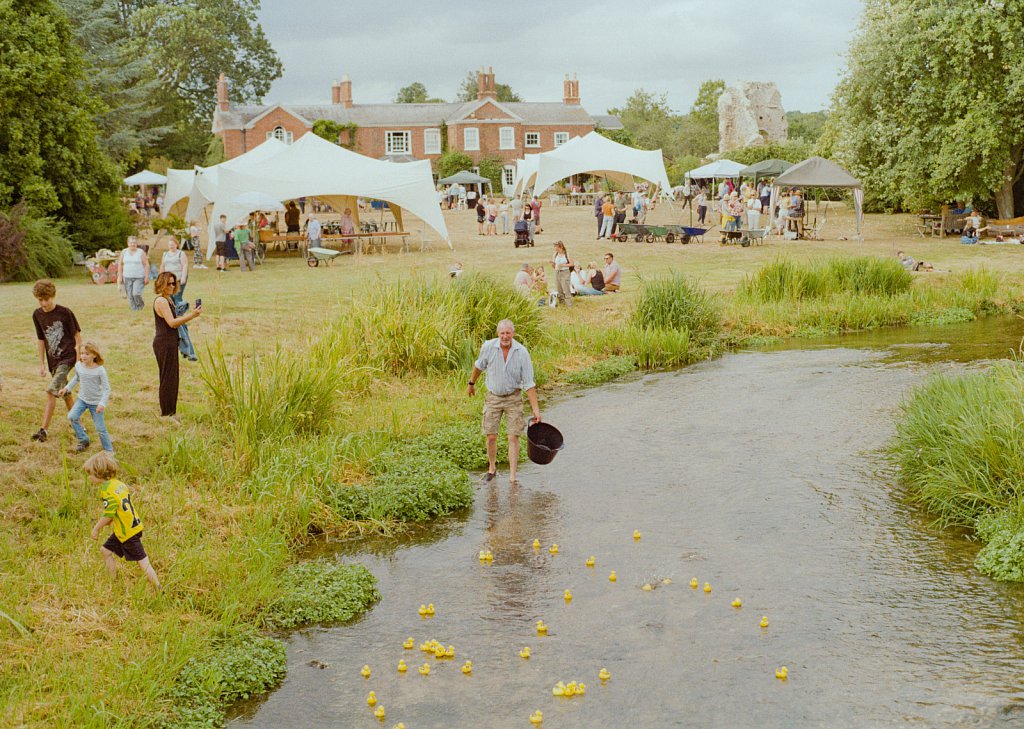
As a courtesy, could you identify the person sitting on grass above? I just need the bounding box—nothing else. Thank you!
[897,250,933,272]
[570,264,605,296]
[31,279,81,443]
[513,263,534,295]
[602,252,621,292]
[85,451,160,591]
[586,262,605,291]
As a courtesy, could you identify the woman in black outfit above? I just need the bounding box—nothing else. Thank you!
[152,272,202,421]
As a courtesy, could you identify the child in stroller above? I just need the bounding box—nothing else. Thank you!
[514,219,533,248]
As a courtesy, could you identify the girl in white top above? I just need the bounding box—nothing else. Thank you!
[745,194,762,230]
[117,236,149,312]
[551,241,573,308]
[775,192,791,234]
[159,238,189,303]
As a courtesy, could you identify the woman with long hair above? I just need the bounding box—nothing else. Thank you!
[152,272,201,422]
[551,241,574,308]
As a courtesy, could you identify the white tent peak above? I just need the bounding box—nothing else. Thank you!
[123,170,167,186]
[686,159,745,180]
[526,132,671,198]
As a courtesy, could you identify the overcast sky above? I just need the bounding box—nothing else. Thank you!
[256,0,863,115]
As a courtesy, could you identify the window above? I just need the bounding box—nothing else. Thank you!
[499,127,515,150]
[423,128,441,155]
[525,132,540,148]
[386,131,411,155]
[503,165,515,188]
[267,126,293,144]
[463,127,479,151]
[554,132,569,147]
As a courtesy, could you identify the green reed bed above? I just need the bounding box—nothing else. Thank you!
[890,363,1024,580]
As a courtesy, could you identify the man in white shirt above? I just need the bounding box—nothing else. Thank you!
[468,320,541,486]
[305,216,321,260]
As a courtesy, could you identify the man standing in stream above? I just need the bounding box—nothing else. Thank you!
[468,320,541,486]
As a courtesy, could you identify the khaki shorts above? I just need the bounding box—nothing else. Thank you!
[46,363,72,396]
[482,390,524,436]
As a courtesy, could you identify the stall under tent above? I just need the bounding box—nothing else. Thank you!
[530,132,671,198]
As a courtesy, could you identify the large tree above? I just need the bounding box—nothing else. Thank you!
[608,89,680,156]
[394,82,444,104]
[456,71,522,103]
[826,0,1024,216]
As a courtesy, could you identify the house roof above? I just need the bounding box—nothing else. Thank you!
[215,100,616,131]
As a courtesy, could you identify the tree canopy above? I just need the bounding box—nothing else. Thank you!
[456,71,522,103]
[394,82,444,104]
[825,0,1024,216]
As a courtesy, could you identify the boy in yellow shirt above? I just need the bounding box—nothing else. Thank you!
[84,451,160,591]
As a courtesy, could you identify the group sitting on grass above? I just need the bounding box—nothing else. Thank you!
[512,250,621,306]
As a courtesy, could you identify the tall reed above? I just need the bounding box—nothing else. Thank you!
[630,272,721,340]
[741,257,912,302]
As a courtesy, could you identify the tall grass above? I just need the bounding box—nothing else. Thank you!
[740,256,912,301]
[326,275,543,375]
[630,272,721,340]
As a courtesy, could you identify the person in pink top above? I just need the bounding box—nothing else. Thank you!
[530,196,542,234]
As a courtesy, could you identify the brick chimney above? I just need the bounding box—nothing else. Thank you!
[338,74,353,108]
[477,66,496,101]
[331,80,341,105]
[563,73,580,105]
[217,72,229,111]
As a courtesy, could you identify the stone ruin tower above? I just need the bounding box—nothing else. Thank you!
[717,82,788,154]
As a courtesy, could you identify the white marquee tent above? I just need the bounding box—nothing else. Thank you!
[123,170,167,186]
[528,132,671,197]
[162,169,197,218]
[184,138,289,224]
[208,132,450,256]
[685,159,745,180]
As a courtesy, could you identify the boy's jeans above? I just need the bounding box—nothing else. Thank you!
[68,400,113,451]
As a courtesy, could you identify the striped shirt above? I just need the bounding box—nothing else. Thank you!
[474,338,535,396]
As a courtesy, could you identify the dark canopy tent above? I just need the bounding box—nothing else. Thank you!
[771,157,864,239]
[739,158,793,184]
[438,170,492,197]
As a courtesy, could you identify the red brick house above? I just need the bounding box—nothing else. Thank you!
[212,68,622,193]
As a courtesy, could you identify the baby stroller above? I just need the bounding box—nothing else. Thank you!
[514,219,533,248]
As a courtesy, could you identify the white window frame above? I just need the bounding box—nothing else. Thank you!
[524,132,540,148]
[498,126,515,150]
[503,165,515,188]
[385,130,412,155]
[553,132,569,147]
[267,126,293,144]
[423,128,441,155]
[463,127,480,152]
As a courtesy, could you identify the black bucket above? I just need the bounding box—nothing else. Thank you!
[526,421,564,465]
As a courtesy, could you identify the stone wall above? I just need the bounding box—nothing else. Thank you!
[718,82,788,154]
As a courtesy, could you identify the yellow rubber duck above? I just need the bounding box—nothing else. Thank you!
[585,556,595,567]
[564,589,572,602]
[703,582,712,593]
[598,667,611,681]
[529,710,543,725]
[642,583,653,592]
[367,691,377,707]
[532,539,541,549]
[374,705,385,721]
[564,682,577,697]
[519,646,531,659]
[461,660,472,674]
[433,645,446,659]
[775,666,788,680]
[609,570,617,582]
[402,637,414,650]
[760,616,769,629]
[445,645,455,658]
[485,550,494,563]
[662,578,672,585]
[577,682,586,695]
[397,659,407,673]
[549,544,559,555]
[552,681,566,697]
[478,550,488,562]
[419,641,431,652]
[417,604,427,617]
[633,529,642,541]
[536,620,548,636]
[395,724,405,729]
[731,598,742,608]
[690,577,699,589]
[361,665,371,679]
[418,663,431,676]
[425,603,435,616]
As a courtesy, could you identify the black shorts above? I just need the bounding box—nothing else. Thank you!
[103,532,147,562]
[215,241,228,257]
[477,215,485,224]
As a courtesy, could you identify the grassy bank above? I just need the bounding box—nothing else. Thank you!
[3,208,1023,726]
[890,363,1024,581]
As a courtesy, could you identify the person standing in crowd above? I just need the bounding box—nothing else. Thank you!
[499,198,510,235]
[531,195,542,234]
[476,196,487,235]
[189,221,206,269]
[594,192,605,236]
[466,184,478,212]
[511,196,524,227]
[305,214,322,259]
[602,252,621,292]
[285,201,300,233]
[117,236,149,311]
[213,214,229,272]
[152,272,201,422]
[234,221,255,272]
[522,199,534,242]
[551,241,573,308]
[467,319,542,487]
[598,195,615,239]
[613,192,627,237]
[60,341,113,454]
[695,187,708,225]
[30,279,80,443]
[486,197,498,236]
[759,180,772,215]
[158,238,189,306]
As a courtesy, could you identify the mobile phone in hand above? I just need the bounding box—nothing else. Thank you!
[195,298,202,309]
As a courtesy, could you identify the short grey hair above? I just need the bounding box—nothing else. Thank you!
[497,319,515,333]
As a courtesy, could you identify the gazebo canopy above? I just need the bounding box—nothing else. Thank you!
[183,138,288,223]
[771,156,864,238]
[686,159,744,180]
[738,158,793,183]
[530,131,671,197]
[438,170,490,185]
[123,170,167,186]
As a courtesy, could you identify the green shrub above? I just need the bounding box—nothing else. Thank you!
[974,511,1024,581]
[630,273,721,340]
[0,203,73,282]
[164,632,286,728]
[415,421,520,470]
[436,150,474,179]
[152,214,188,238]
[565,355,637,385]
[68,190,135,254]
[263,561,379,629]
[740,257,912,302]
[331,444,473,523]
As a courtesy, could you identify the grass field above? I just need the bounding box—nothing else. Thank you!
[2,201,1023,726]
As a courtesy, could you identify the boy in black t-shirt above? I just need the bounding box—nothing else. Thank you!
[31,279,81,443]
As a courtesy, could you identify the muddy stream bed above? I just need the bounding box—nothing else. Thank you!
[234,317,1024,728]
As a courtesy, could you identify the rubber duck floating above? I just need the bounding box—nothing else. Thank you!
[402,637,414,650]
[553,681,583,697]
[633,530,642,541]
[536,620,548,636]
[519,646,531,659]
[690,578,699,589]
[360,665,371,679]
[585,556,595,567]
[703,582,712,593]
[598,667,611,681]
[549,544,559,555]
[642,583,653,592]
[529,710,543,725]
[397,660,407,673]
[418,663,431,676]
[367,691,377,707]
[775,666,788,680]
[461,660,472,674]
[426,603,435,616]
[373,705,385,720]
[478,549,494,563]
[532,539,541,549]
[731,598,742,608]
[609,571,617,582]
[662,577,672,585]
[564,589,572,602]
[418,604,427,617]
[760,616,770,629]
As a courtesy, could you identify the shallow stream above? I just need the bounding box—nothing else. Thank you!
[235,317,1024,728]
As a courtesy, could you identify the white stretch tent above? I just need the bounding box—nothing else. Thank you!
[208,132,451,256]
[512,154,540,197]
[685,159,744,180]
[162,169,196,218]
[530,132,671,197]
[185,138,288,224]
[123,170,167,186]
[771,156,864,239]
